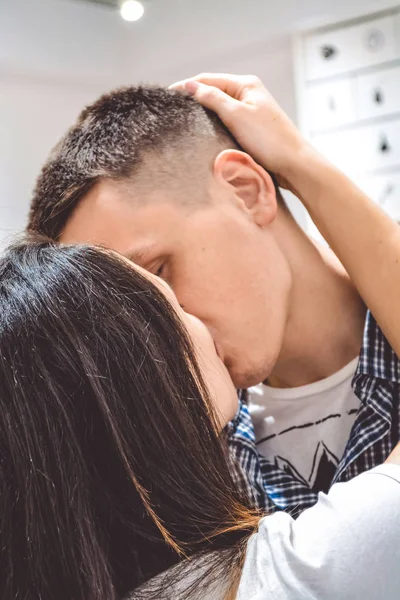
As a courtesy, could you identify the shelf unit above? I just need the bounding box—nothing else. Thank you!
[294,7,400,240]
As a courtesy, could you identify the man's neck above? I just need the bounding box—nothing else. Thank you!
[267,224,366,389]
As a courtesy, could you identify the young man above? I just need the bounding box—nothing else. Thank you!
[28,82,399,515]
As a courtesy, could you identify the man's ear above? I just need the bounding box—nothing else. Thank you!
[213,149,278,227]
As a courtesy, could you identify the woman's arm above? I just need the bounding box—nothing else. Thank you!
[288,148,400,360]
[172,75,400,358]
[237,462,400,600]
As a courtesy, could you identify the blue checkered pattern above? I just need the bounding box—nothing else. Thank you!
[227,311,400,516]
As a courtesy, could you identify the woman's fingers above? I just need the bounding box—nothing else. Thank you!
[170,73,261,100]
[170,72,307,183]
[170,80,241,124]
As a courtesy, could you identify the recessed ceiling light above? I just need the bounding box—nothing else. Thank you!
[120,0,144,21]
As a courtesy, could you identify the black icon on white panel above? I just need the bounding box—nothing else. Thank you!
[321,45,337,60]
[379,183,395,206]
[379,135,391,154]
[328,96,336,111]
[374,88,384,105]
[366,29,385,52]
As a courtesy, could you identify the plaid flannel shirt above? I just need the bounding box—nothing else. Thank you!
[227,311,400,516]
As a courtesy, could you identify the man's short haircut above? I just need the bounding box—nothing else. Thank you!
[29,86,282,239]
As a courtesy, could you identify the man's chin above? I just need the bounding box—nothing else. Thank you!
[230,368,267,390]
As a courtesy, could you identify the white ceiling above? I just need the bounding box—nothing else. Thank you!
[1,0,398,242]
[123,0,397,79]
[1,0,398,86]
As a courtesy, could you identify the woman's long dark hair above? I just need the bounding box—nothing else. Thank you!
[0,238,259,600]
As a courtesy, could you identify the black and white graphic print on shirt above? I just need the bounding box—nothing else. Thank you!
[248,358,360,494]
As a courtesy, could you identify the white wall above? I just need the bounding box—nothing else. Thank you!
[2,0,399,246]
[0,82,106,243]
[0,0,131,247]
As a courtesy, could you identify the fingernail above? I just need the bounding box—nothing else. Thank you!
[184,80,200,95]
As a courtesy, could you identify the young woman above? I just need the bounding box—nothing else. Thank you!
[0,238,255,600]
[1,235,400,600]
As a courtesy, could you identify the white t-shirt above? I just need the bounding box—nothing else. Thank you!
[248,358,360,492]
[132,464,400,599]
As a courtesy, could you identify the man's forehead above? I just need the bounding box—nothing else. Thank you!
[60,181,182,254]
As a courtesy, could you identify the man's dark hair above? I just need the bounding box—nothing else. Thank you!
[29,87,240,238]
[0,236,259,599]
[29,86,282,239]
